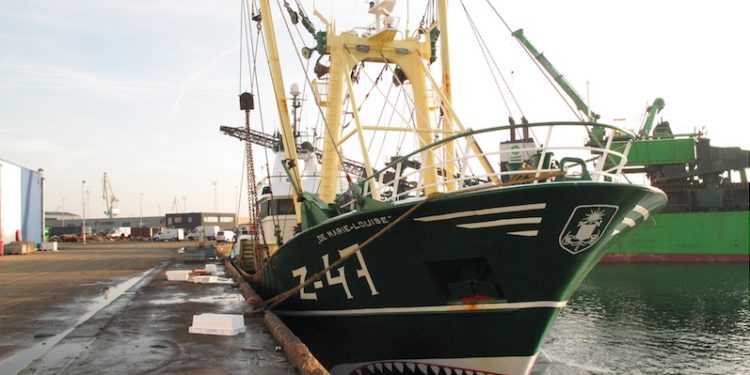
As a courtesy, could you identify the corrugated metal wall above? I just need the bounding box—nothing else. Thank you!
[0,159,43,246]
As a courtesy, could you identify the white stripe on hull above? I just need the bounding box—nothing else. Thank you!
[507,230,539,237]
[622,217,636,227]
[414,203,546,222]
[633,204,650,221]
[457,217,542,229]
[331,353,539,375]
[275,300,567,317]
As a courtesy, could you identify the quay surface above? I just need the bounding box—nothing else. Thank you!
[0,242,296,375]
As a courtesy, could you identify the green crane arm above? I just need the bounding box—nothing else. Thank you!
[639,97,665,137]
[512,29,599,122]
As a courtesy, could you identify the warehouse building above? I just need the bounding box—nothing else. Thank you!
[165,212,237,232]
[0,159,44,251]
[45,215,166,236]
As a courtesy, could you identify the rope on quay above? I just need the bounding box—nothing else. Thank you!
[222,256,263,307]
[221,255,330,374]
[265,311,331,375]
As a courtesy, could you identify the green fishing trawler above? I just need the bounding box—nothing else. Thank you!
[225,1,666,374]
[603,99,749,262]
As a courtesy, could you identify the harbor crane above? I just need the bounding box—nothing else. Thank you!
[102,172,119,219]
[219,125,366,176]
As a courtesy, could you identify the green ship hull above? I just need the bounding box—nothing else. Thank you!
[604,211,750,262]
[246,182,666,374]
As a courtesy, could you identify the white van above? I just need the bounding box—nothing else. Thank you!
[216,230,236,243]
[186,225,221,240]
[153,228,184,241]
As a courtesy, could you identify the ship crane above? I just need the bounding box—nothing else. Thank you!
[102,172,119,219]
[219,125,366,177]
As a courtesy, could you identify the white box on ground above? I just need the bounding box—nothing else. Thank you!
[165,270,191,281]
[205,264,218,275]
[189,313,246,336]
[193,275,218,284]
[40,242,58,251]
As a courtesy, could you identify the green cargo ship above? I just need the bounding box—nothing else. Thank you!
[603,101,749,262]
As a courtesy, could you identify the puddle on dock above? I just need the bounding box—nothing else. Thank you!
[0,267,156,375]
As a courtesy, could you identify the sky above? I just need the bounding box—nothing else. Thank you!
[1,0,748,220]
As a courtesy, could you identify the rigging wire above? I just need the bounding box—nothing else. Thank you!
[483,0,582,121]
[459,0,513,118]
[273,0,353,183]
[460,0,540,145]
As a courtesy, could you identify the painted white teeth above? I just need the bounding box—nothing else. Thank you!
[395,363,404,372]
[431,365,440,374]
[406,363,416,372]
[375,363,383,372]
[384,362,393,372]
[417,364,427,373]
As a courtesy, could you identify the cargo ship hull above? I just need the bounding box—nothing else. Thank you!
[604,210,749,263]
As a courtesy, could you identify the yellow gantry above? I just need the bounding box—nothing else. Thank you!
[316,20,440,201]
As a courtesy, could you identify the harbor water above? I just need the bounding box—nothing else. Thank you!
[535,263,750,374]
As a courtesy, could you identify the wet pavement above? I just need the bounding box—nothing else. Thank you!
[0,242,295,375]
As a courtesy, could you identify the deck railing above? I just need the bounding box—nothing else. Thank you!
[361,121,636,202]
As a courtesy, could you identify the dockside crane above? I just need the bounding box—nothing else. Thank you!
[219,125,366,177]
[102,172,119,219]
[638,98,666,138]
[512,29,600,123]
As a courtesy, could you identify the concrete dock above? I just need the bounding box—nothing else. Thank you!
[0,242,296,374]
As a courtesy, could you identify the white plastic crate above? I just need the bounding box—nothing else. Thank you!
[189,313,246,336]
[193,275,218,284]
[205,264,218,275]
[40,242,58,251]
[165,270,191,281]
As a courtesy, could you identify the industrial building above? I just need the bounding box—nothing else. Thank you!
[0,159,44,251]
[164,212,237,232]
[45,215,166,236]
[45,213,237,238]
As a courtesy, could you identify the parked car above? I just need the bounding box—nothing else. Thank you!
[216,230,236,243]
[104,227,131,240]
[153,228,184,241]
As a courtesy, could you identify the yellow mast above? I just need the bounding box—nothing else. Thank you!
[317,20,346,203]
[258,0,303,223]
[437,0,457,192]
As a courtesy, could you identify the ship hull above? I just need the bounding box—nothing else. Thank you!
[604,210,750,263]
[248,182,666,375]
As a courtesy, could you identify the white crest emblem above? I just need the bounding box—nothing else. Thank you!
[559,205,618,254]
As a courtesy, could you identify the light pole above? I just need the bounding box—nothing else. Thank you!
[0,162,4,249]
[62,198,66,227]
[38,168,45,242]
[212,181,218,212]
[139,192,143,227]
[85,190,90,218]
[82,180,86,245]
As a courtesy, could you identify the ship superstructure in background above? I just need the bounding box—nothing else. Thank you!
[604,99,749,261]
[512,29,748,262]
[225,1,666,374]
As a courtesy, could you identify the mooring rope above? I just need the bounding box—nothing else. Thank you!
[253,167,566,312]
[255,193,437,311]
